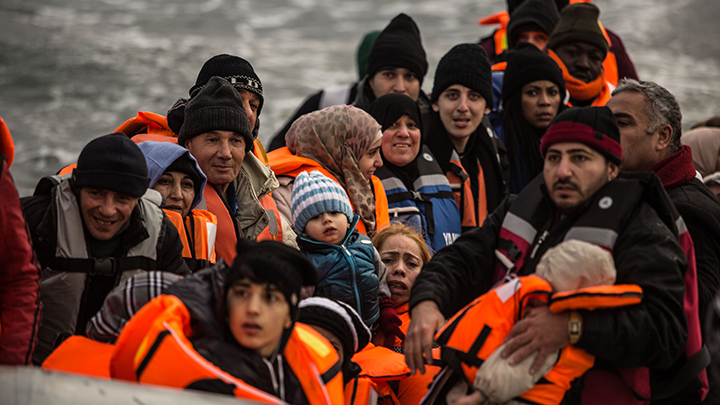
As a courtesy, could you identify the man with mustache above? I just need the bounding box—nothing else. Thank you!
[545,3,615,107]
[406,107,705,402]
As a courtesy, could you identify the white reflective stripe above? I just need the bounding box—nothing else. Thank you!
[564,227,618,249]
[381,177,405,191]
[501,212,537,246]
[319,85,352,109]
[676,216,688,235]
[494,249,515,270]
[206,222,217,260]
[413,174,451,190]
[494,277,522,303]
[55,180,89,259]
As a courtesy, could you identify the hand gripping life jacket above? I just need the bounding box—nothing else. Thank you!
[423,275,642,405]
[163,209,217,271]
[32,175,164,364]
[109,294,344,405]
[492,174,709,403]
[375,146,462,253]
[267,146,390,235]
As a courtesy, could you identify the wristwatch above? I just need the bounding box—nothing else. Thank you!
[568,311,582,345]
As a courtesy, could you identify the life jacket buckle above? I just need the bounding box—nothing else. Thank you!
[92,257,116,276]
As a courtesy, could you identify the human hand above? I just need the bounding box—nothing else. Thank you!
[378,298,405,347]
[404,300,445,374]
[501,306,570,374]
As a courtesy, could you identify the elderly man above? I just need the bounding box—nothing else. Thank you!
[607,79,720,326]
[177,76,291,264]
[545,3,614,107]
[406,107,704,402]
[21,133,189,364]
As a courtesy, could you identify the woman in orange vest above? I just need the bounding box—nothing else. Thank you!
[267,105,389,237]
[137,141,218,271]
[371,224,438,405]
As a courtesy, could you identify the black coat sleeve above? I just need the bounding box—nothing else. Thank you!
[408,197,511,318]
[156,215,190,276]
[577,203,688,369]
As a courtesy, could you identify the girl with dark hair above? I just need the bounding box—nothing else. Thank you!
[500,43,567,193]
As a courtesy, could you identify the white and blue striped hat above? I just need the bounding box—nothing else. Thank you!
[291,170,354,234]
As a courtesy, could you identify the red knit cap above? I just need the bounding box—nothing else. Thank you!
[540,106,622,165]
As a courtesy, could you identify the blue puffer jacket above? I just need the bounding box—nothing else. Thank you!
[297,215,379,326]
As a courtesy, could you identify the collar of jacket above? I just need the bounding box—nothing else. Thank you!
[650,145,697,191]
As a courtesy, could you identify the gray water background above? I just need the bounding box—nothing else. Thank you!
[1,0,719,197]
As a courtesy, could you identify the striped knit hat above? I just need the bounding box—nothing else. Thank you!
[291,170,354,234]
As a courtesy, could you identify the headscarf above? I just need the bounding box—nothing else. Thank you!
[285,105,382,232]
[682,127,720,177]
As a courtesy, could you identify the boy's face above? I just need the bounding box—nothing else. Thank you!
[226,278,292,357]
[304,211,349,245]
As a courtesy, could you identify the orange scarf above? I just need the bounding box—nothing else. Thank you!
[548,49,611,106]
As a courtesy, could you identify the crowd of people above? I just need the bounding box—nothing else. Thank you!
[2,1,720,404]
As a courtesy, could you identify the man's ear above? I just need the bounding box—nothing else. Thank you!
[431,103,439,112]
[655,124,673,151]
[608,161,619,181]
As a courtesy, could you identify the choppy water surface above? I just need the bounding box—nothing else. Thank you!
[1,0,719,196]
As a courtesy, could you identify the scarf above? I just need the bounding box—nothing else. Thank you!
[681,127,720,177]
[547,49,610,105]
[286,105,381,232]
[650,145,698,190]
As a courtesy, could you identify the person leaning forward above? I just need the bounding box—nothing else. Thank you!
[21,133,189,364]
[178,76,292,265]
[405,107,699,403]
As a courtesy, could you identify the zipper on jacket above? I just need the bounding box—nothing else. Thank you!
[529,230,550,260]
[342,244,364,318]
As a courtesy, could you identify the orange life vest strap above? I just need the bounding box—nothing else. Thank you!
[549,284,643,313]
[285,323,345,405]
[478,12,509,57]
[371,176,390,232]
[255,193,283,242]
[164,209,218,264]
[203,186,239,264]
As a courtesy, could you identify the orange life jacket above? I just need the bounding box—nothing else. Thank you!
[478,12,509,58]
[445,151,487,229]
[202,185,241,264]
[42,335,114,379]
[163,208,217,268]
[0,116,14,167]
[110,294,343,404]
[267,147,390,235]
[431,275,642,405]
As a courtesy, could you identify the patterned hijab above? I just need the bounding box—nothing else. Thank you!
[285,105,382,232]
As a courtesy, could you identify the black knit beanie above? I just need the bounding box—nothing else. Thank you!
[225,239,318,321]
[507,0,560,49]
[73,133,149,198]
[366,14,428,84]
[502,42,565,100]
[165,153,204,199]
[369,93,422,133]
[431,43,493,106]
[189,54,264,115]
[508,0,568,15]
[540,106,622,165]
[546,3,608,57]
[298,297,371,367]
[178,76,253,151]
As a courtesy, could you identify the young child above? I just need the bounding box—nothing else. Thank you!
[291,170,394,329]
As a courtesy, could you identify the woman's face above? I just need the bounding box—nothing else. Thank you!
[358,137,383,181]
[381,114,421,167]
[152,171,195,217]
[379,234,425,306]
[521,80,562,129]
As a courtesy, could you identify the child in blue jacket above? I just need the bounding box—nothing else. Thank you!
[292,170,399,339]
